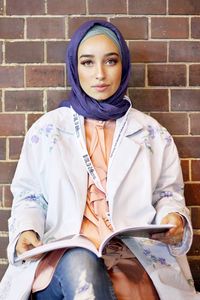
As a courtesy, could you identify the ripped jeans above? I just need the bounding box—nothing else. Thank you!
[33,248,117,300]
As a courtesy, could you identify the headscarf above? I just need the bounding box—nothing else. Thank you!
[80,25,122,57]
[59,20,131,120]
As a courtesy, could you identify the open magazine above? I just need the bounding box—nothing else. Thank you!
[16,224,174,261]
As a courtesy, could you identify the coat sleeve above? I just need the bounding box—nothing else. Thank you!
[7,123,48,264]
[152,127,193,256]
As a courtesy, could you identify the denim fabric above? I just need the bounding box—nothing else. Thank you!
[33,248,117,300]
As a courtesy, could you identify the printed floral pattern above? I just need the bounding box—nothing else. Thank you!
[159,191,173,198]
[13,191,48,212]
[143,247,171,267]
[31,123,60,152]
[142,125,172,153]
[9,193,47,237]
[23,194,48,212]
[132,237,177,269]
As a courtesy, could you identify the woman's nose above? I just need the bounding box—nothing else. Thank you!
[96,63,105,80]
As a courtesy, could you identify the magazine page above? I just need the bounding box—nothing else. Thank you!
[16,224,174,261]
[99,224,174,255]
[16,234,99,261]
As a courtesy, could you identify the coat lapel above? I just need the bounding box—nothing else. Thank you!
[107,111,143,208]
[57,111,88,213]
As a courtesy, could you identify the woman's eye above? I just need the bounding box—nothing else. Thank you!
[106,58,118,65]
[80,60,93,66]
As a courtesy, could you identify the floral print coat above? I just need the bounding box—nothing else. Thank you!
[0,105,199,299]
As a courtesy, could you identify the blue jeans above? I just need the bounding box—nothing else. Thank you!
[33,248,117,300]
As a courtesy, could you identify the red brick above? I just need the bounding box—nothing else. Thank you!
[88,0,126,14]
[0,162,17,184]
[0,0,3,15]
[181,159,190,182]
[27,17,65,39]
[0,210,10,230]
[169,42,200,62]
[151,17,188,39]
[128,64,145,87]
[148,65,186,86]
[0,18,24,39]
[169,0,200,14]
[129,41,167,63]
[184,183,200,206]
[9,137,24,160]
[188,234,200,255]
[5,90,44,112]
[26,66,65,87]
[47,90,71,111]
[128,89,168,112]
[0,236,8,258]
[68,17,107,38]
[191,160,200,181]
[190,113,200,135]
[171,90,200,111]
[188,258,200,291]
[47,0,86,14]
[128,0,166,14]
[0,42,2,63]
[4,185,13,208]
[0,265,8,281]
[190,65,200,86]
[6,0,45,15]
[0,66,24,88]
[0,114,25,136]
[150,113,188,135]
[27,113,44,130]
[191,115,200,137]
[0,138,6,160]
[47,41,68,63]
[110,17,148,40]
[5,42,44,64]
[191,18,200,39]
[174,137,200,158]
[191,207,200,229]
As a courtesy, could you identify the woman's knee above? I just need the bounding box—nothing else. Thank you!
[56,248,108,298]
[59,247,104,280]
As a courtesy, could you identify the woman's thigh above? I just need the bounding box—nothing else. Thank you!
[33,247,117,300]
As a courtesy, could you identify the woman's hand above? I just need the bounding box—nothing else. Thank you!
[151,213,185,245]
[16,230,43,259]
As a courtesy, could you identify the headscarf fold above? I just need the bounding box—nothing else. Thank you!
[59,20,131,120]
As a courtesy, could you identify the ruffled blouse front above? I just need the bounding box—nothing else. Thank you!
[80,118,116,249]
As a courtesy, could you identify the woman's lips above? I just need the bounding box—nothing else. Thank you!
[93,84,110,92]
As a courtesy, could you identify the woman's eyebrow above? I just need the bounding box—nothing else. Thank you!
[104,52,119,57]
[79,52,119,59]
[79,54,94,59]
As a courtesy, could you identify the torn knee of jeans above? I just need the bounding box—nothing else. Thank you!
[74,270,95,300]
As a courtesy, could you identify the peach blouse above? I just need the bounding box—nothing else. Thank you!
[80,118,116,249]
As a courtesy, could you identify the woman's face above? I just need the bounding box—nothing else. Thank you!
[77,34,122,101]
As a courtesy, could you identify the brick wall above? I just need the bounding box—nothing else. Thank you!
[0,0,199,290]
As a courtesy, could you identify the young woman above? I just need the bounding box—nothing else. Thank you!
[0,20,199,300]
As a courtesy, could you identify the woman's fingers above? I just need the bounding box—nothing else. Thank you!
[16,230,42,256]
[151,213,185,245]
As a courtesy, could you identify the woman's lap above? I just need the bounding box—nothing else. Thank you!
[33,247,117,300]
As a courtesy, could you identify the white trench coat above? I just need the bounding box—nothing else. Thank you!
[0,105,199,300]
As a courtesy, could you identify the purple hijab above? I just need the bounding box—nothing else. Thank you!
[59,20,131,120]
